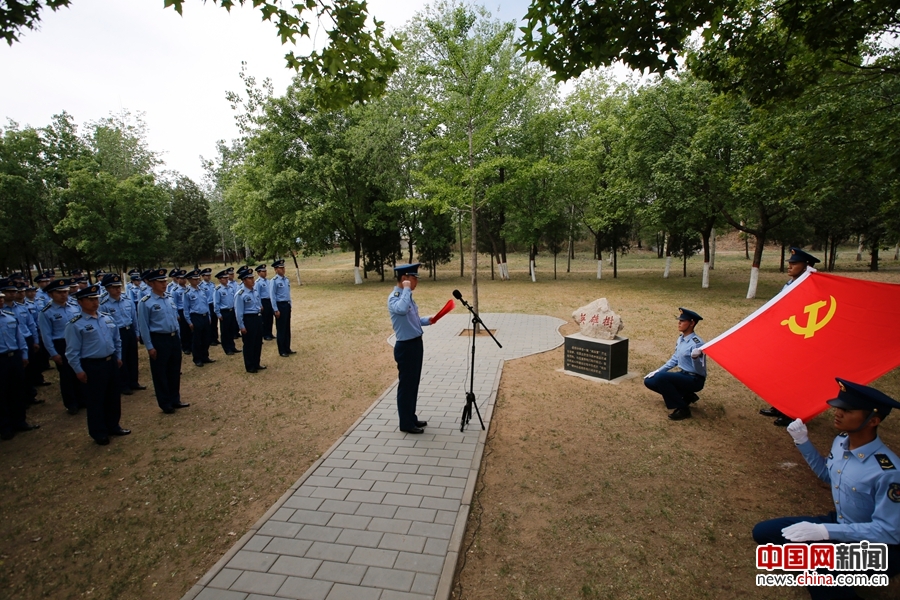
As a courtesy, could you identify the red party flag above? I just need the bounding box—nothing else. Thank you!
[431,299,455,323]
[701,271,900,421]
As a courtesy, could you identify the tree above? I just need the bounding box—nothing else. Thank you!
[4,0,400,108]
[166,175,218,266]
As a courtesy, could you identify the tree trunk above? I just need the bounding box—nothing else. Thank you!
[596,260,602,279]
[468,115,479,329]
[870,238,880,271]
[663,235,671,279]
[746,233,766,299]
[664,256,672,279]
[856,236,864,261]
[709,228,716,270]
[613,244,618,278]
[530,244,537,282]
[353,242,363,285]
[458,211,464,277]
[682,237,688,277]
[779,243,786,273]
[290,250,302,285]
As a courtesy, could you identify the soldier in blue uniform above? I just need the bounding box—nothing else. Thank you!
[254,264,275,340]
[753,379,900,599]
[171,270,193,354]
[644,308,707,421]
[271,259,294,357]
[760,247,822,427]
[32,271,54,373]
[213,270,239,355]
[200,268,219,346]
[184,270,214,367]
[65,285,129,445]
[0,290,38,440]
[100,274,145,395]
[235,268,264,373]
[138,269,190,414]
[39,278,85,414]
[388,263,433,434]
[2,280,41,405]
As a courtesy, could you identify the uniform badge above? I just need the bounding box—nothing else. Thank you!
[393,292,400,297]
[875,454,896,470]
[84,324,94,332]
[888,483,900,503]
[692,337,700,344]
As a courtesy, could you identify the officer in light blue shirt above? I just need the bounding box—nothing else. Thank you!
[3,280,40,404]
[200,268,219,346]
[65,284,128,445]
[138,268,188,414]
[254,264,275,340]
[388,263,433,434]
[100,274,144,395]
[644,308,706,421]
[171,271,193,354]
[39,278,84,414]
[0,289,36,439]
[270,259,294,356]
[214,270,238,355]
[184,270,214,367]
[235,269,264,373]
[753,379,900,599]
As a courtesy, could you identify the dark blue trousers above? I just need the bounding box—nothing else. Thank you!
[178,310,192,353]
[208,303,219,344]
[0,351,27,437]
[753,513,900,599]
[190,313,210,363]
[644,370,704,409]
[261,298,275,339]
[81,356,121,442]
[394,337,423,430]
[275,301,292,355]
[148,332,182,411]
[118,326,140,391]
[52,338,84,411]
[219,309,238,353]
[242,313,263,372]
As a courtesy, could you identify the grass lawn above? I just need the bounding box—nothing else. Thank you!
[1,243,898,600]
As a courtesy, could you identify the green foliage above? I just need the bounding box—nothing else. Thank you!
[165,176,218,266]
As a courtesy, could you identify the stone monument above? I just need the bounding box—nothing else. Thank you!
[564,298,629,381]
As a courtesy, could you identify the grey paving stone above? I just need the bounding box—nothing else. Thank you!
[208,568,242,589]
[366,517,411,534]
[415,465,454,477]
[195,589,248,600]
[288,509,334,525]
[230,571,287,595]
[380,590,431,600]
[409,521,453,540]
[244,535,273,552]
[436,458,470,468]
[355,503,398,519]
[296,525,342,543]
[378,533,427,553]
[335,528,383,548]
[435,510,457,525]
[271,508,296,522]
[259,521,303,538]
[324,583,382,600]
[320,458,354,469]
[395,551,445,574]
[348,547,399,569]
[263,537,313,557]
[360,567,415,592]
[383,463,419,474]
[430,475,467,488]
[382,493,422,508]
[283,496,325,511]
[327,468,365,478]
[411,572,439,595]
[275,577,333,600]
[423,537,449,555]
[336,478,374,491]
[304,475,341,488]
[404,456,440,466]
[313,561,368,585]
[318,500,360,515]
[371,481,410,494]
[407,484,445,498]
[309,487,350,501]
[360,471,397,482]
[443,487,464,500]
[393,507,437,523]
[345,490,386,503]
[267,555,322,578]
[419,497,458,511]
[393,474,431,485]
[304,541,355,562]
[227,551,279,572]
[327,513,371,530]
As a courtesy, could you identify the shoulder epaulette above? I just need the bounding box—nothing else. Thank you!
[1,309,14,316]
[692,337,701,344]
[69,314,82,323]
[875,454,896,470]
[100,297,109,304]
[237,289,244,295]
[216,284,221,289]
[140,295,150,302]
[99,311,111,317]
[41,303,52,312]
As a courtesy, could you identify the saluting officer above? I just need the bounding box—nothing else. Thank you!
[753,379,900,599]
[100,274,145,396]
[39,278,84,414]
[271,259,294,357]
[0,290,38,440]
[65,284,129,445]
[235,268,264,373]
[255,264,275,340]
[138,269,190,414]
[185,270,214,367]
[200,268,219,346]
[644,308,707,421]
[213,270,239,355]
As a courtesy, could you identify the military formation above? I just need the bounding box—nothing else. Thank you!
[0,262,294,445]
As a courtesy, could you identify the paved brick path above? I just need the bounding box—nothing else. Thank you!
[182,313,565,600]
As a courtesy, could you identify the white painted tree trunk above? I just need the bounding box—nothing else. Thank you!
[663,256,672,279]
[702,262,710,288]
[857,240,864,261]
[894,242,899,260]
[746,266,760,299]
[500,263,509,280]
[710,228,716,270]
[596,260,602,279]
[294,266,302,286]
[353,266,363,285]
[530,260,536,282]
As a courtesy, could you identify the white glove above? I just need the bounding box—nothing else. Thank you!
[782,522,829,542]
[786,418,808,445]
[644,369,658,379]
[690,348,703,359]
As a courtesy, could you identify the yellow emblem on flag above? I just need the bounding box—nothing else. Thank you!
[781,296,837,339]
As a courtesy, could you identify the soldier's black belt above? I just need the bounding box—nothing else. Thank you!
[83,355,113,363]
[151,331,178,336]
[2,351,16,358]
[191,312,209,317]
[120,325,131,330]
[244,312,260,316]
[221,308,234,312]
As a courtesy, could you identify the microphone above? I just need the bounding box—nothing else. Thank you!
[452,289,462,300]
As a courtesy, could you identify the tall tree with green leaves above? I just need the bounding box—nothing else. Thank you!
[166,175,218,266]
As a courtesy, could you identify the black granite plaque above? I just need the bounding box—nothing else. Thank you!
[564,334,628,380]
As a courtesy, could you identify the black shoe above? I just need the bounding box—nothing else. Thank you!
[95,437,110,445]
[15,423,39,432]
[67,407,79,415]
[0,431,14,441]
[263,336,275,341]
[400,427,425,434]
[162,406,175,414]
[210,340,220,346]
[759,407,785,417]
[774,416,792,427]
[668,407,692,421]
[183,350,192,355]
[203,358,216,364]
[247,369,258,374]
[29,398,45,405]
[684,392,699,405]
[110,428,131,436]
[287,350,297,354]
[121,388,134,396]
[194,361,204,367]
[132,385,147,390]
[225,352,236,356]
[416,420,428,427]
[256,365,267,370]
[172,402,190,409]
[279,353,290,357]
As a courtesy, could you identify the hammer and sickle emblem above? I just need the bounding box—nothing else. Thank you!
[781,296,837,339]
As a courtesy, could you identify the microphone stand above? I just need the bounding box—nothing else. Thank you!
[455,294,501,432]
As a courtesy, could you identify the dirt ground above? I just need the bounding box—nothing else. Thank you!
[1,244,898,600]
